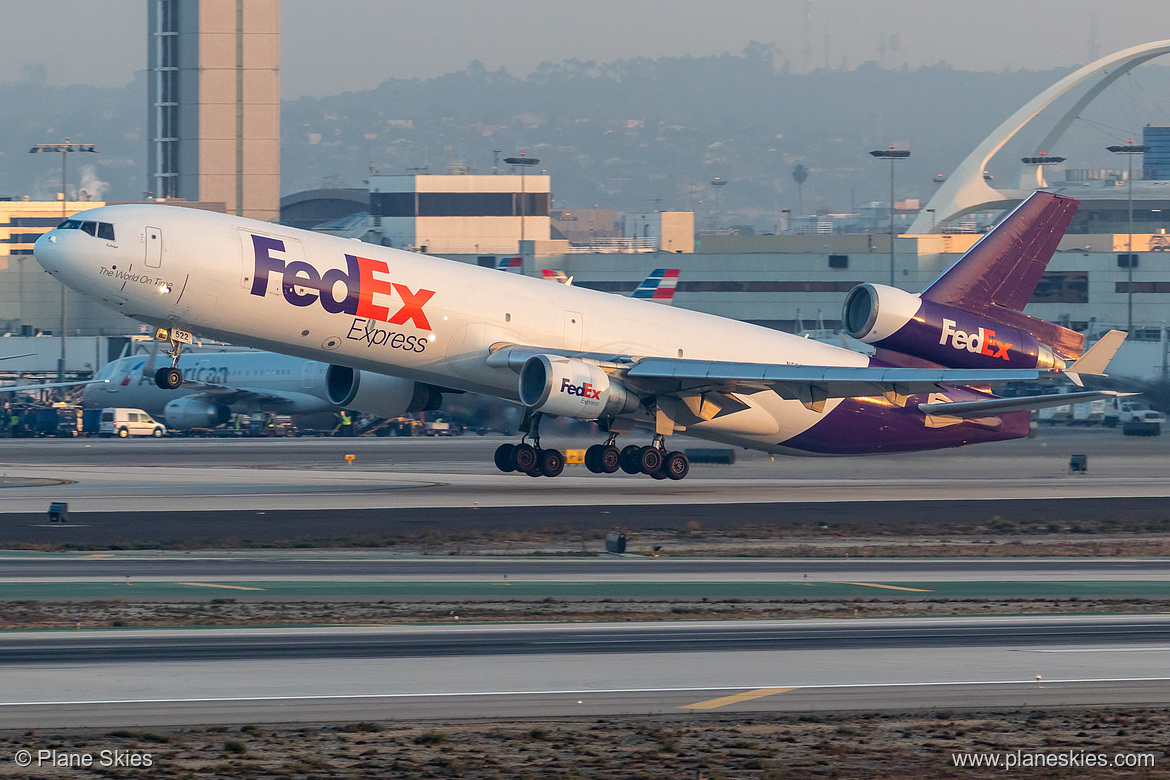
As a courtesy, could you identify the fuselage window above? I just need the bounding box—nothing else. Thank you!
[80,221,97,236]
[97,222,115,241]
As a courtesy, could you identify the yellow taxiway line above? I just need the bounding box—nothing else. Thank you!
[835,581,933,592]
[681,687,797,710]
[173,582,266,591]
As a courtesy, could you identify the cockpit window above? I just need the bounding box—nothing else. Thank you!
[55,219,115,241]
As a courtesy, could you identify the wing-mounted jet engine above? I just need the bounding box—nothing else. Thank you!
[325,365,443,418]
[842,192,1084,370]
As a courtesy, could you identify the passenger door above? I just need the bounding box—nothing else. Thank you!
[144,227,162,268]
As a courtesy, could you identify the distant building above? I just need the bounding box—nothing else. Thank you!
[368,172,550,253]
[147,0,280,221]
[1143,126,1170,180]
[621,212,694,253]
[550,209,618,244]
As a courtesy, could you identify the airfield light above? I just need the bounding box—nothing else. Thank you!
[870,147,910,286]
[1108,142,1151,332]
[29,139,99,393]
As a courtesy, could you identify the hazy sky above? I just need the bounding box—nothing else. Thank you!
[3,0,1170,98]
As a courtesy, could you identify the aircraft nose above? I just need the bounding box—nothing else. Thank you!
[33,231,63,272]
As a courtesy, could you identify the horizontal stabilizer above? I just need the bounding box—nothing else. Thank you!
[918,390,1133,418]
[1065,329,1127,386]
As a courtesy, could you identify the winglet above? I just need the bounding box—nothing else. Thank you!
[1065,329,1127,386]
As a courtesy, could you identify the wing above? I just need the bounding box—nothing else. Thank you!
[0,379,108,393]
[176,381,327,409]
[490,329,1126,413]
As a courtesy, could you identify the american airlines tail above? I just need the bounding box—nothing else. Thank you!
[631,268,681,305]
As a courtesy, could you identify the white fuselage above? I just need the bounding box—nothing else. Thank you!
[85,350,336,424]
[37,205,871,452]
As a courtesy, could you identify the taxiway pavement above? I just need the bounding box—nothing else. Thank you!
[0,429,1167,545]
[1,616,1168,727]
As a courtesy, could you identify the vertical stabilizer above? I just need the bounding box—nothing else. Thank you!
[922,191,1078,311]
[919,191,1084,359]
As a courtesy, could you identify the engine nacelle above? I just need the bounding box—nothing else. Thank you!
[325,365,442,417]
[518,354,640,419]
[164,397,231,429]
[842,283,1063,370]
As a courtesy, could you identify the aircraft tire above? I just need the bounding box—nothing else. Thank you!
[155,366,183,390]
[638,446,663,475]
[512,443,538,472]
[619,445,642,475]
[538,448,565,477]
[664,451,690,480]
[494,443,516,472]
[584,444,604,473]
[599,445,622,473]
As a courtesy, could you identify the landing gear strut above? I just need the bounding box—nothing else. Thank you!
[154,329,188,390]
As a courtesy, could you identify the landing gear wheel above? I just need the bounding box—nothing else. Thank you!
[538,448,565,478]
[494,443,516,473]
[637,446,664,475]
[155,366,183,390]
[512,443,537,473]
[599,445,621,473]
[619,445,642,475]
[664,451,690,481]
[585,444,605,474]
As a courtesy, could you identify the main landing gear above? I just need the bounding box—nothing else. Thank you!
[493,413,565,478]
[493,425,691,481]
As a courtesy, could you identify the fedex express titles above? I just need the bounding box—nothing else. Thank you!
[248,235,434,353]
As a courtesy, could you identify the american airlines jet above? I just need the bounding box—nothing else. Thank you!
[85,347,336,428]
[34,192,1123,480]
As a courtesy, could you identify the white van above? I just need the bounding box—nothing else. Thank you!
[99,408,167,438]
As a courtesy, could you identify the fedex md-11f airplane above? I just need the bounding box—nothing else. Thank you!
[34,192,1123,480]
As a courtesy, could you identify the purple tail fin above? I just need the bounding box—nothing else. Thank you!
[921,191,1083,359]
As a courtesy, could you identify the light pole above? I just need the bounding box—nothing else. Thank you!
[870,146,910,286]
[29,139,98,392]
[710,178,727,231]
[503,154,539,247]
[1108,141,1150,333]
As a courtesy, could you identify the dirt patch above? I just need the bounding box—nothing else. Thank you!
[2,596,1169,630]
[0,709,1166,778]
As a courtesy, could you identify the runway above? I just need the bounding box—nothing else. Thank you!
[1,428,1168,545]
[2,616,1169,727]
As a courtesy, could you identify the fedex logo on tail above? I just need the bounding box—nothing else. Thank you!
[939,319,1012,360]
[249,235,434,329]
[560,377,602,400]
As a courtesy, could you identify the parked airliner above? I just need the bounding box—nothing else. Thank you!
[85,347,337,429]
[34,192,1123,480]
